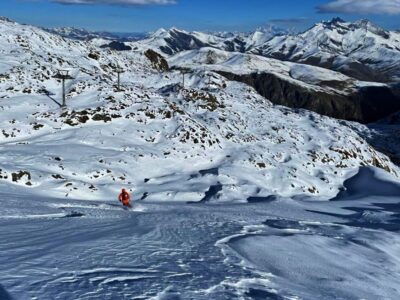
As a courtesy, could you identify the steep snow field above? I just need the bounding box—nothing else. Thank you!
[1,17,400,300]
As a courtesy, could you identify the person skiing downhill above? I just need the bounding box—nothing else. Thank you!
[118,188,131,208]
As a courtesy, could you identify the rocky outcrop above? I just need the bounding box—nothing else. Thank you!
[145,49,169,72]
[218,71,400,123]
[100,41,132,51]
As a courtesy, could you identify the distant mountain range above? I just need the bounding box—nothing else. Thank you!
[125,19,400,83]
[44,19,400,83]
[130,26,286,55]
[252,18,400,82]
[44,27,148,42]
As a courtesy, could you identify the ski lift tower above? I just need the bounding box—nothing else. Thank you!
[115,67,125,91]
[53,70,74,108]
[181,69,189,89]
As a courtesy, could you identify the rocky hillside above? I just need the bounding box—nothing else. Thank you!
[0,17,399,202]
[169,48,400,123]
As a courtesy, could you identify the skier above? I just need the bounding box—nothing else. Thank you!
[118,188,131,208]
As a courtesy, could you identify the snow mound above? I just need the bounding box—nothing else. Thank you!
[334,167,400,200]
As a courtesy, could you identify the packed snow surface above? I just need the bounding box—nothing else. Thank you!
[1,167,400,299]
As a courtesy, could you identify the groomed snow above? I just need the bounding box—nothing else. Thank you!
[1,167,400,299]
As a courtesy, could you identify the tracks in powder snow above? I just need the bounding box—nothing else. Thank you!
[0,198,270,299]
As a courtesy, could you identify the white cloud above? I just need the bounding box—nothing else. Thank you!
[317,0,400,15]
[52,0,176,5]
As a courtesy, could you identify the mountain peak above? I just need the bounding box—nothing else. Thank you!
[151,28,168,37]
[329,17,345,24]
[353,19,390,38]
[169,27,183,32]
[353,18,380,30]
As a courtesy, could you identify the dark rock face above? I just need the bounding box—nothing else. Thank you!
[218,71,400,123]
[100,41,132,51]
[223,37,246,53]
[144,49,169,72]
[88,52,100,60]
[160,30,208,55]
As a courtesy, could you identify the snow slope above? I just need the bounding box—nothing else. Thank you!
[1,167,400,299]
[0,17,398,203]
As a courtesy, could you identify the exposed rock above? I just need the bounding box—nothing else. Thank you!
[100,41,132,51]
[11,171,31,182]
[88,52,100,60]
[217,71,400,123]
[91,113,111,122]
[144,49,169,72]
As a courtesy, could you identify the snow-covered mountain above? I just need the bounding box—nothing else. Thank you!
[132,26,286,55]
[0,17,398,203]
[129,18,400,83]
[253,18,400,82]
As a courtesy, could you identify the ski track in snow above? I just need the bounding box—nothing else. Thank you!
[1,172,400,300]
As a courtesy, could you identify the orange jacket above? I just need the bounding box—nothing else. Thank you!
[118,190,130,205]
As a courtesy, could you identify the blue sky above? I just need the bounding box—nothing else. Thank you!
[1,0,400,32]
